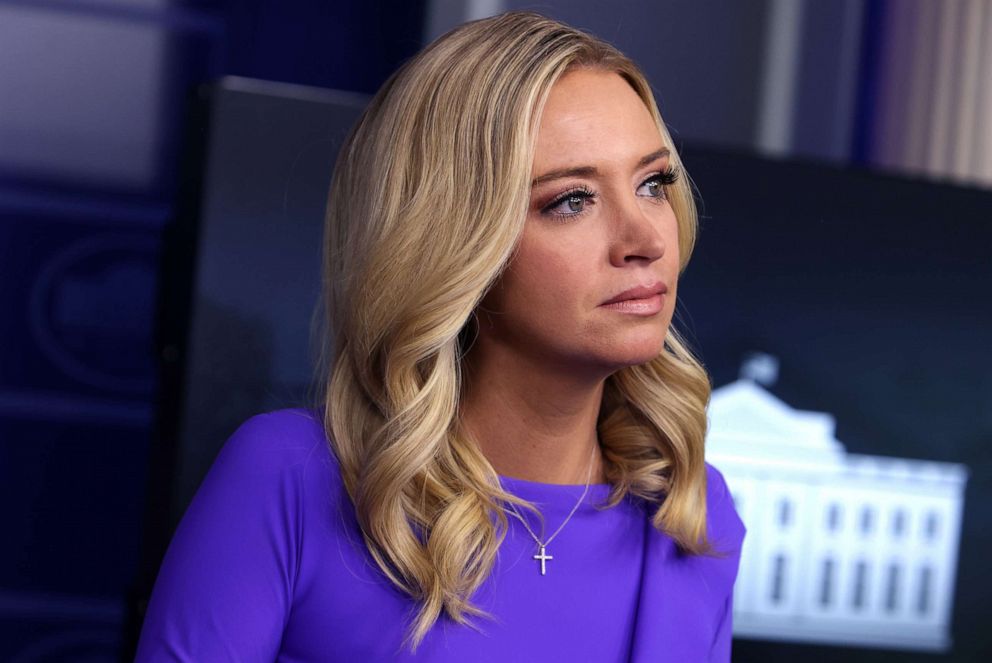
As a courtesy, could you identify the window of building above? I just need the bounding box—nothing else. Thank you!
[771,553,787,604]
[892,509,906,537]
[885,562,901,612]
[860,507,873,535]
[778,498,792,528]
[852,559,869,609]
[924,511,940,541]
[826,502,841,532]
[819,557,834,606]
[916,565,933,615]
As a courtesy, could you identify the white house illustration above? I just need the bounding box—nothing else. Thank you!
[706,377,968,652]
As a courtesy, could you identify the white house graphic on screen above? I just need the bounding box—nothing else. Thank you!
[706,373,968,652]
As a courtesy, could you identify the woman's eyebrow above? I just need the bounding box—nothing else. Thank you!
[531,147,670,187]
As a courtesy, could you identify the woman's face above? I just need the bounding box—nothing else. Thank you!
[477,68,681,376]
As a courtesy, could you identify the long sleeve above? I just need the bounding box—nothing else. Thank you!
[706,463,747,663]
[135,413,309,662]
[627,462,747,662]
[708,593,734,662]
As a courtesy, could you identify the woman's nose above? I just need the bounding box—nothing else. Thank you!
[607,195,667,267]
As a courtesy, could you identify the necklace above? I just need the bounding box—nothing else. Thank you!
[504,443,599,576]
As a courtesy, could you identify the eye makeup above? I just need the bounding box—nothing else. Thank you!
[539,165,681,221]
[542,184,596,219]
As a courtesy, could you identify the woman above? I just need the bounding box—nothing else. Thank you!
[136,11,746,662]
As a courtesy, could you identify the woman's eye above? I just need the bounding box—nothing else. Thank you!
[637,176,666,199]
[543,189,594,218]
[560,194,586,213]
[638,167,680,200]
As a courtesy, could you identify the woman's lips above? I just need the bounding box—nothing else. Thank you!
[600,293,665,315]
[599,282,668,316]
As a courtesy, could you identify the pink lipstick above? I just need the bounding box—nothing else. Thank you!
[600,282,668,316]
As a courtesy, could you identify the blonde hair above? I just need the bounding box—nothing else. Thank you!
[314,10,715,653]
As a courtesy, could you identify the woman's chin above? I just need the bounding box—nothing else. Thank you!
[600,337,668,371]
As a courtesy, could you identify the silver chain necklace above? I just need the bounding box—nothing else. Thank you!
[504,443,598,576]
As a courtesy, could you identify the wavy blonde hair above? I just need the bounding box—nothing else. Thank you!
[314,10,715,653]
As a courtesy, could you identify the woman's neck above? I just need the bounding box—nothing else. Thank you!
[460,344,608,485]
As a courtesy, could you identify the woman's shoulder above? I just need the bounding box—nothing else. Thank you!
[217,407,337,469]
[223,406,327,451]
[136,407,343,660]
[205,407,345,504]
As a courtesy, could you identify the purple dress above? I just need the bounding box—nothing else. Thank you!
[136,408,746,661]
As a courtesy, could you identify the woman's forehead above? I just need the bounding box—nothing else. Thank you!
[533,69,665,176]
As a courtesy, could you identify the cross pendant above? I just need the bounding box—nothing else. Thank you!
[533,544,553,575]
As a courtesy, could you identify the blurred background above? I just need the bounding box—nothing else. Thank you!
[0,0,989,661]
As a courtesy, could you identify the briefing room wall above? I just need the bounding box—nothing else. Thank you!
[0,2,425,660]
